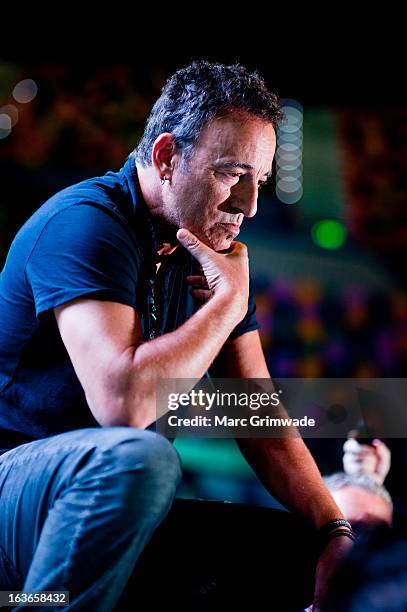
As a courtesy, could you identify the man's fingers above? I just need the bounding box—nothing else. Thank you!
[372,439,391,482]
[344,455,376,470]
[343,438,364,454]
[229,240,248,256]
[343,439,376,456]
[343,437,379,477]
[343,447,379,479]
[372,439,391,462]
[190,288,213,301]
[186,275,209,288]
[344,452,376,465]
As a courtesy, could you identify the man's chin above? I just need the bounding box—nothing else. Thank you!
[213,237,234,252]
[188,228,233,252]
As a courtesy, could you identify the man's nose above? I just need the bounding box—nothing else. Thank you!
[230,181,258,218]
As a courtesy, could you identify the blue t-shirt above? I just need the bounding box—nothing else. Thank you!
[0,157,259,453]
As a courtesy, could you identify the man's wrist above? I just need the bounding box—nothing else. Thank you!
[209,292,248,325]
[317,518,356,555]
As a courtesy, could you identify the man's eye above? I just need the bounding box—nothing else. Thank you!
[215,171,241,180]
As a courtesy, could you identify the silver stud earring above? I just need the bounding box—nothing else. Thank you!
[160,176,169,186]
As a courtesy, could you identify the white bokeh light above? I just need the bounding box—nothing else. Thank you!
[0,104,19,127]
[12,79,38,104]
[275,99,303,204]
[0,113,12,139]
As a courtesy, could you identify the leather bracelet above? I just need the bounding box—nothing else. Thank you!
[318,518,353,539]
[317,519,356,555]
[317,519,356,554]
[325,529,357,543]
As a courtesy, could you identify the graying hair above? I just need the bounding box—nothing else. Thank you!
[324,472,393,510]
[132,59,283,167]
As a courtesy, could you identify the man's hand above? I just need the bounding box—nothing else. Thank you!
[343,437,391,485]
[177,228,249,319]
[307,536,354,611]
[186,265,211,302]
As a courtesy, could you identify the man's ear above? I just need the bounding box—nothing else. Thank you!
[151,133,177,179]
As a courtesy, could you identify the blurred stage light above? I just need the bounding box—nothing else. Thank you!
[276,152,302,163]
[0,113,12,139]
[0,104,18,127]
[275,99,303,204]
[12,79,38,103]
[277,131,303,144]
[279,142,300,153]
[279,123,301,134]
[312,219,347,250]
[276,185,303,204]
[277,176,302,191]
[282,102,303,115]
[278,161,302,172]
[277,167,302,180]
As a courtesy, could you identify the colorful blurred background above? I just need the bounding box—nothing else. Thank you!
[1,45,406,521]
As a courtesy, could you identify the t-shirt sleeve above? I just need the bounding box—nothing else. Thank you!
[25,204,141,319]
[227,274,260,340]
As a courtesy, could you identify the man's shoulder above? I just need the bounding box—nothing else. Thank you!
[33,169,128,226]
[14,167,140,251]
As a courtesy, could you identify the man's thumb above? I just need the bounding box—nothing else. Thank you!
[177,228,203,251]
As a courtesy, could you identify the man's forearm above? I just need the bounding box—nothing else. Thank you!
[237,436,345,528]
[211,332,345,529]
[124,295,242,428]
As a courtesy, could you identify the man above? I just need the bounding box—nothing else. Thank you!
[324,437,393,528]
[325,472,393,528]
[0,61,353,610]
[320,439,398,612]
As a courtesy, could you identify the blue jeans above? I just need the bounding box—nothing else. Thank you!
[0,427,182,611]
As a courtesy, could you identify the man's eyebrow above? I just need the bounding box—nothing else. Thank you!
[216,161,273,178]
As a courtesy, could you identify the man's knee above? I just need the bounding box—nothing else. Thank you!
[94,428,182,527]
[125,428,180,476]
[96,427,182,501]
[52,427,181,527]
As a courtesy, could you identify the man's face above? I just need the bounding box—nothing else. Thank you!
[163,112,276,251]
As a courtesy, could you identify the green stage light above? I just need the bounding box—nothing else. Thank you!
[312,219,347,250]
